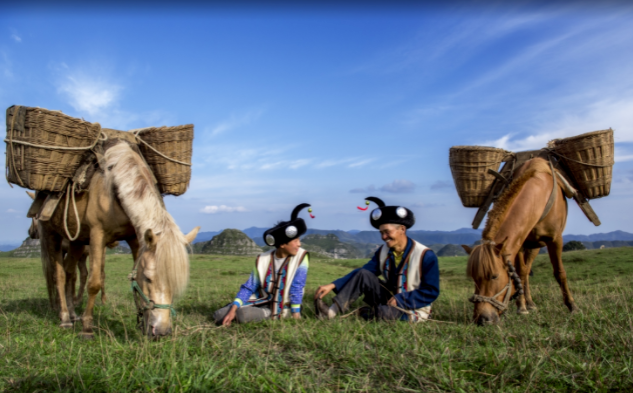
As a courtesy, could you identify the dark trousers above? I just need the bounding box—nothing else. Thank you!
[332,269,404,321]
[213,304,271,325]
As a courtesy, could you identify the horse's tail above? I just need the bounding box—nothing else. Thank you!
[38,222,59,310]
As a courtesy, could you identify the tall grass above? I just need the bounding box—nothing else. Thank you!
[1,248,632,392]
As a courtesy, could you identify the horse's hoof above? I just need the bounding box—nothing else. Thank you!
[517,309,529,315]
[78,332,94,340]
[570,305,580,314]
[526,303,537,311]
[59,322,73,329]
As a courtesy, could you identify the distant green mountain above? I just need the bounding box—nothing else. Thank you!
[437,244,468,257]
[301,234,367,259]
[194,229,262,255]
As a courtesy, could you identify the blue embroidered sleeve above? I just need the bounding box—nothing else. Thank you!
[332,248,381,292]
[234,266,260,308]
[394,250,440,309]
[289,255,309,312]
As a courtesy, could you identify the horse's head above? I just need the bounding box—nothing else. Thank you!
[134,225,199,338]
[463,239,518,325]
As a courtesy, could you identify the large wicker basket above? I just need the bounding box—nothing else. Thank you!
[5,105,102,192]
[551,129,614,199]
[134,125,193,196]
[449,146,509,207]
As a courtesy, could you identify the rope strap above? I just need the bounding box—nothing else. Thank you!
[129,271,176,318]
[545,148,613,168]
[63,182,81,241]
[132,128,192,167]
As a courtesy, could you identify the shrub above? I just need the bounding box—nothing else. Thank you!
[563,240,586,252]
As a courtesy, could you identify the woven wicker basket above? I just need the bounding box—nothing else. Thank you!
[5,105,102,192]
[551,129,614,199]
[135,125,193,196]
[449,146,509,207]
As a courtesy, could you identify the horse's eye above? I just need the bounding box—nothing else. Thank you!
[491,274,499,280]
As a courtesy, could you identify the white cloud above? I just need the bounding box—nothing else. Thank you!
[480,98,633,153]
[348,159,374,168]
[56,69,122,116]
[200,205,247,214]
[209,108,265,137]
[11,34,21,43]
[381,179,415,194]
[6,209,18,213]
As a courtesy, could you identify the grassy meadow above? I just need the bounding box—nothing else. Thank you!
[1,247,633,392]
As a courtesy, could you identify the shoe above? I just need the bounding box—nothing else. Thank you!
[314,298,332,320]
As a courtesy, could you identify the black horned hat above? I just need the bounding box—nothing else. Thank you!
[361,196,415,229]
[263,203,313,248]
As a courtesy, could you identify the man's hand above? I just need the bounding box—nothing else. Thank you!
[387,297,398,307]
[314,283,336,300]
[222,305,238,326]
[291,312,301,320]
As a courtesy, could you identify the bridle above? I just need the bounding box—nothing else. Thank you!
[128,263,176,331]
[468,243,524,313]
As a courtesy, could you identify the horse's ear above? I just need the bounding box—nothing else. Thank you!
[461,245,472,255]
[26,191,35,200]
[183,226,200,244]
[144,229,157,251]
[494,238,507,255]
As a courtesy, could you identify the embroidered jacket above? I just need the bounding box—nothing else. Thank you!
[332,237,439,320]
[234,248,309,318]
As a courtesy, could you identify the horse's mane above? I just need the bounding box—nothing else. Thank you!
[482,158,551,241]
[466,243,497,280]
[104,141,189,297]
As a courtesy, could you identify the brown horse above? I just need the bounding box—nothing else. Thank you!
[28,190,121,309]
[462,157,578,325]
[38,140,199,338]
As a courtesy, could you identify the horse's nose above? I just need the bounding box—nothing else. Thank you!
[476,312,499,326]
[149,324,172,338]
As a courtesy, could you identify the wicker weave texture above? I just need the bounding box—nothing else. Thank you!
[5,106,101,192]
[552,129,614,199]
[136,125,193,196]
[449,146,508,207]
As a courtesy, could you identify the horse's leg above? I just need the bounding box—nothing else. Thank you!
[73,248,88,305]
[128,238,140,262]
[546,236,579,313]
[45,233,72,328]
[523,248,540,311]
[100,256,107,304]
[64,244,84,322]
[81,229,105,339]
[514,250,529,314]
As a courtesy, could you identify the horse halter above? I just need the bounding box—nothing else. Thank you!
[468,246,524,313]
[128,266,176,331]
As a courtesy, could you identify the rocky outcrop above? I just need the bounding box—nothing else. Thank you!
[194,229,262,255]
[301,234,364,259]
[11,238,41,258]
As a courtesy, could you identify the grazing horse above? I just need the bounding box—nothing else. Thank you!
[462,157,578,325]
[38,140,199,338]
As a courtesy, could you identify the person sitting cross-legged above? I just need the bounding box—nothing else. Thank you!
[314,197,439,322]
[213,204,312,326]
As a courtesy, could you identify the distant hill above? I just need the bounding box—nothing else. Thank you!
[0,243,21,252]
[301,234,365,259]
[564,231,633,242]
[194,229,262,255]
[436,244,468,257]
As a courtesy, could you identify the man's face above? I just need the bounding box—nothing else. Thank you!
[280,237,302,256]
[379,224,406,248]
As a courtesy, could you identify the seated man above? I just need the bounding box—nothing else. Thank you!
[314,197,439,322]
[214,204,312,325]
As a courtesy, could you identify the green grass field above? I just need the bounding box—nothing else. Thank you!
[1,247,633,392]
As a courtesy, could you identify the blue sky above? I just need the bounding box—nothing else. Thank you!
[1,2,633,242]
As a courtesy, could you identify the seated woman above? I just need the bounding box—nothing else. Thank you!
[213,204,312,325]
